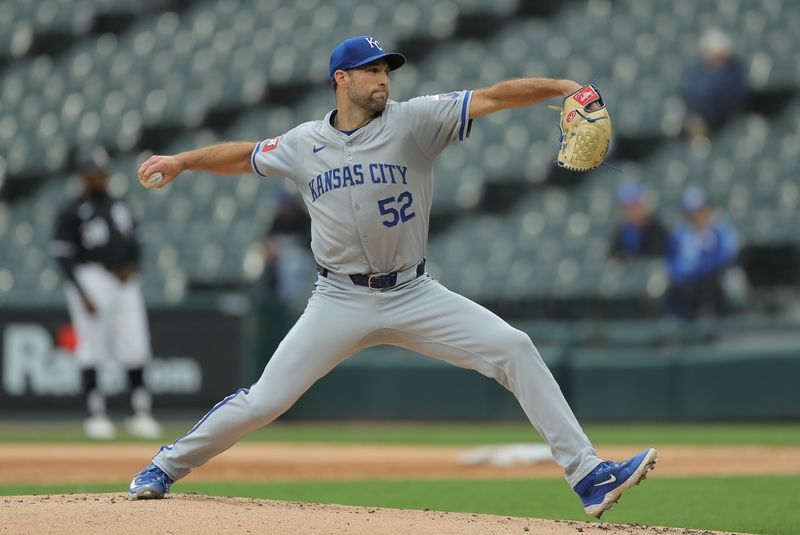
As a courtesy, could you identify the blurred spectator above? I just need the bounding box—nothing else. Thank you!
[664,187,741,320]
[255,191,315,314]
[609,180,669,262]
[681,28,750,137]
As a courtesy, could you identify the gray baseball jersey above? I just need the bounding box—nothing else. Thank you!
[252,91,472,274]
[148,91,601,493]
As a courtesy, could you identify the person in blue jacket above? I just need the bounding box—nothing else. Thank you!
[681,28,749,137]
[665,187,739,320]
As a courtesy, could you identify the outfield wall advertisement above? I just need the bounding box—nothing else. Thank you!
[0,309,244,412]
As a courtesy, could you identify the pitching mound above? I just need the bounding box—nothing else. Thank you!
[4,493,738,535]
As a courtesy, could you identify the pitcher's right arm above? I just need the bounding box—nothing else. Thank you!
[137,142,257,188]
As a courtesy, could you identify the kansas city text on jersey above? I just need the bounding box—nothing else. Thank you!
[308,163,408,202]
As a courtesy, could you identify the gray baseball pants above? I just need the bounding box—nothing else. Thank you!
[152,273,601,487]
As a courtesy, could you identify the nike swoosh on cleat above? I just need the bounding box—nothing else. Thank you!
[313,145,326,153]
[593,474,617,487]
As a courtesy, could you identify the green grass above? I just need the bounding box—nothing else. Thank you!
[3,476,798,534]
[2,421,800,446]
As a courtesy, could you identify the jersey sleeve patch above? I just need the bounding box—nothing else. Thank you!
[252,130,297,180]
[261,136,281,152]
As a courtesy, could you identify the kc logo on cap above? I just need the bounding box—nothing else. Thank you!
[364,36,383,50]
[329,36,406,81]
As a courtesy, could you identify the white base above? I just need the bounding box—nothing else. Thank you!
[459,443,554,467]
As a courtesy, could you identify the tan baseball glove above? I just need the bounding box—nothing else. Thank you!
[549,84,612,172]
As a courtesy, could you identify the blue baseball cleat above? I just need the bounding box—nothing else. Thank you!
[129,463,173,500]
[574,447,657,518]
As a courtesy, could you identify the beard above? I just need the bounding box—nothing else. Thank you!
[349,86,388,113]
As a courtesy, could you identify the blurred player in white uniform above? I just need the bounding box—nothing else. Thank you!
[51,147,162,440]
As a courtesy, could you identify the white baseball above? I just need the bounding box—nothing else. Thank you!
[141,171,163,189]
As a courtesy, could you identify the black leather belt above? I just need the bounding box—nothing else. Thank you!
[317,259,426,290]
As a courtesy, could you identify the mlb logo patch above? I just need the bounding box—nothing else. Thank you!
[261,137,280,152]
[573,86,600,107]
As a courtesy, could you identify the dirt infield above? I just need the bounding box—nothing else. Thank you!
[1,493,741,535]
[0,442,798,483]
[2,442,782,534]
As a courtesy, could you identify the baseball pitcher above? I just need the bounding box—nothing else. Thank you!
[129,36,655,518]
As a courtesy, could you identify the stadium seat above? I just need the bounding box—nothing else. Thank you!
[1,0,799,310]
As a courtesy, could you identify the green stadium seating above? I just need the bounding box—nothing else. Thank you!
[1,0,799,311]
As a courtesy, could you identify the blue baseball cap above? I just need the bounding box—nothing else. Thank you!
[616,180,644,205]
[329,36,406,81]
[682,187,708,212]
